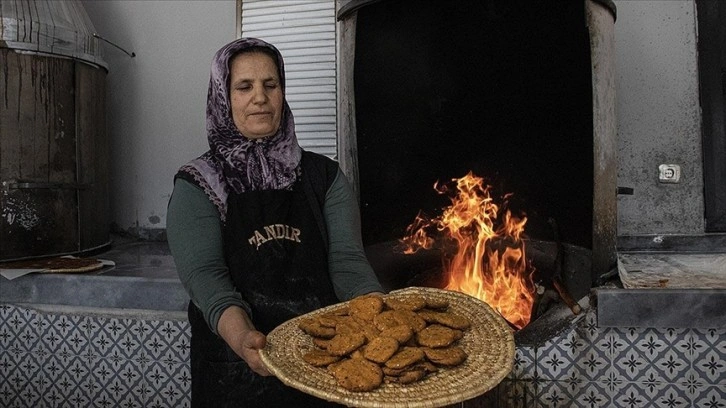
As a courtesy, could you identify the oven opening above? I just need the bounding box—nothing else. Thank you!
[347,0,616,333]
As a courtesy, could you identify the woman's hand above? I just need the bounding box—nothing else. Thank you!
[217,305,272,376]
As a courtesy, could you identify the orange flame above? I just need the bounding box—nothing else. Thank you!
[399,172,535,329]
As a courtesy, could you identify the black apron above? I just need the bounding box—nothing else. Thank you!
[188,153,343,407]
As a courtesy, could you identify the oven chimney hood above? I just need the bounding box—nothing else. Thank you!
[0,0,107,69]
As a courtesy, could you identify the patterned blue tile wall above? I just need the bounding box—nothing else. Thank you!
[0,303,724,407]
[495,311,725,408]
[0,304,191,408]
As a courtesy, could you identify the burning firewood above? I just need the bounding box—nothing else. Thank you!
[548,217,582,316]
[398,172,536,329]
[553,277,582,315]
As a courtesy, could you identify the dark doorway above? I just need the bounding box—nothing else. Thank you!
[696,0,726,232]
[354,0,594,249]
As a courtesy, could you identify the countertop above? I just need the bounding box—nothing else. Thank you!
[2,235,724,329]
[0,235,189,313]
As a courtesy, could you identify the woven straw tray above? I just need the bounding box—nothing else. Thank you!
[259,286,515,408]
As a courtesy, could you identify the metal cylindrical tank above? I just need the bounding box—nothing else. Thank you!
[0,0,110,260]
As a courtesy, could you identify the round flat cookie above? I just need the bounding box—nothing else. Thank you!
[327,332,367,357]
[379,325,414,344]
[363,336,400,364]
[302,349,341,367]
[384,347,425,369]
[422,346,468,366]
[415,324,460,348]
[349,296,384,321]
[328,359,383,392]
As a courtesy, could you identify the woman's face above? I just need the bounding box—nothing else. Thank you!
[229,52,283,139]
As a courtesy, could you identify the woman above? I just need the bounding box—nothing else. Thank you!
[166,38,384,407]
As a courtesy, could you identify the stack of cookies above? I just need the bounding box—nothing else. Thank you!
[299,293,472,392]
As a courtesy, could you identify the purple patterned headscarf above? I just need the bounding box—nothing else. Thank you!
[177,38,302,220]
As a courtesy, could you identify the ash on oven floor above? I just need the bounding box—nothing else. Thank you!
[617,253,726,289]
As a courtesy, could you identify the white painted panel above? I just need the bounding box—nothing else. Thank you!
[241,0,337,157]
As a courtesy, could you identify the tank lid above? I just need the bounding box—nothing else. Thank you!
[0,0,107,69]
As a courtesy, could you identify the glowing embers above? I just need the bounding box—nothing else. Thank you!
[399,172,535,329]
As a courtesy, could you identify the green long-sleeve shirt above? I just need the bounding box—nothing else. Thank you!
[166,168,384,334]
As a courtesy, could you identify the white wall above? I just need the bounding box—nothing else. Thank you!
[614,0,704,235]
[82,0,706,237]
[81,0,237,235]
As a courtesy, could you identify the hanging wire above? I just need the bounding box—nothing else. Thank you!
[92,33,136,58]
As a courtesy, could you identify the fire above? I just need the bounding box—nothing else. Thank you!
[399,172,535,329]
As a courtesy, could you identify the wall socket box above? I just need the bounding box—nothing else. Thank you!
[658,164,681,183]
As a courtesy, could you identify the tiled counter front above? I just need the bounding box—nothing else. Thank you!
[0,304,190,408]
[496,311,726,408]
[1,303,724,408]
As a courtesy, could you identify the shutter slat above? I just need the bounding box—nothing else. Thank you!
[287,94,336,103]
[241,31,334,44]
[242,14,335,27]
[296,124,336,132]
[286,71,335,80]
[285,77,335,87]
[289,100,336,109]
[285,61,336,71]
[295,115,336,124]
[286,85,336,94]
[243,1,331,15]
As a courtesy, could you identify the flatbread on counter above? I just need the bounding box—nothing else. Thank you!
[0,256,104,273]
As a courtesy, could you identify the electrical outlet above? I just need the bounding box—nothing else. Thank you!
[658,164,681,183]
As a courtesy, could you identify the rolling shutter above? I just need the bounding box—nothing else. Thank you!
[240,0,337,157]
